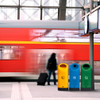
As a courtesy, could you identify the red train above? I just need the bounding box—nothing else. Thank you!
[0,21,100,76]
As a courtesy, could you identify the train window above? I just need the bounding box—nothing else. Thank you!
[0,45,23,60]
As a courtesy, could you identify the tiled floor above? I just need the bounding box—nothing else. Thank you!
[0,82,100,100]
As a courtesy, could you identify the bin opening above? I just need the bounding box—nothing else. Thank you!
[73,64,78,69]
[60,64,66,68]
[83,64,90,69]
[74,65,76,67]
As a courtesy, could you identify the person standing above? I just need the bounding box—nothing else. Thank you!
[46,53,57,85]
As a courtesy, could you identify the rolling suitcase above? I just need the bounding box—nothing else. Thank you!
[37,73,48,85]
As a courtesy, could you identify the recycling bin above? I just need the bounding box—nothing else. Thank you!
[69,63,80,91]
[58,63,68,91]
[81,63,92,91]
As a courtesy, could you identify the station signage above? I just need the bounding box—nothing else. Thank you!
[79,8,100,36]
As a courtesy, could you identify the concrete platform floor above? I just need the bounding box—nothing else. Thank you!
[0,82,100,100]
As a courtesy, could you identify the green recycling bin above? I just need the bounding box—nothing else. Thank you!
[81,63,91,91]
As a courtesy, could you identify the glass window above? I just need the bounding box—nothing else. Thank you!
[42,8,58,20]
[0,45,24,60]
[20,8,40,20]
[66,9,82,21]
[31,29,80,42]
[42,0,59,6]
[84,0,90,5]
[66,0,83,7]
[0,0,18,5]
[20,0,40,6]
[0,0,84,21]
[0,7,17,20]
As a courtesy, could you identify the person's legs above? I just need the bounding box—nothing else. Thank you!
[52,70,56,85]
[47,70,52,85]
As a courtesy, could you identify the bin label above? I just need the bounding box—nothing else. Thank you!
[73,76,76,79]
[61,76,65,79]
[85,76,88,80]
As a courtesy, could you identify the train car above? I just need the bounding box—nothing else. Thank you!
[0,21,100,76]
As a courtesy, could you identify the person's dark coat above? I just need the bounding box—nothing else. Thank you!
[46,53,57,70]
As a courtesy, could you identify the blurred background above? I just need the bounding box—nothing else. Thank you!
[0,0,100,79]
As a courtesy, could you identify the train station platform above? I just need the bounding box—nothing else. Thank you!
[0,82,100,100]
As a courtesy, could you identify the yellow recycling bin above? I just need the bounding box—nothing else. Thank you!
[58,63,68,91]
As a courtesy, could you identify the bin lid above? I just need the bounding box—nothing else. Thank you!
[70,63,80,70]
[81,63,91,70]
[60,64,67,68]
[58,63,68,69]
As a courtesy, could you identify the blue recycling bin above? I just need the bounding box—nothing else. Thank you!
[69,63,80,91]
